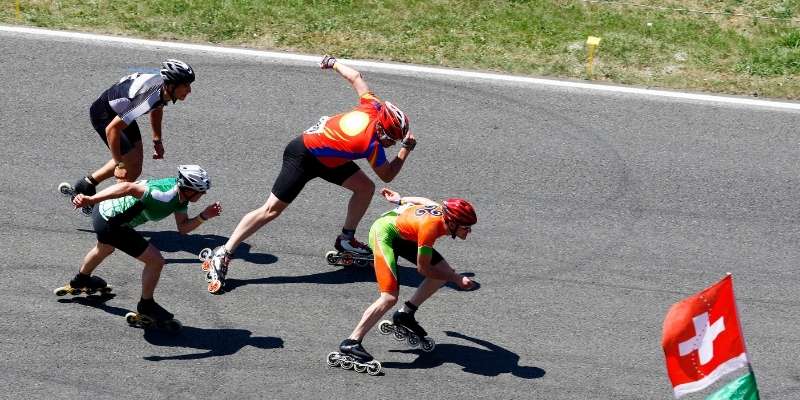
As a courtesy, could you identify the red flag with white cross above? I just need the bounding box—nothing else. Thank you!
[661,274,750,398]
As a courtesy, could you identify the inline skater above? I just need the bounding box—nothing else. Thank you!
[62,59,196,213]
[327,188,478,374]
[204,55,416,293]
[54,165,221,330]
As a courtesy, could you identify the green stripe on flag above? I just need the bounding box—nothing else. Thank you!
[706,372,759,400]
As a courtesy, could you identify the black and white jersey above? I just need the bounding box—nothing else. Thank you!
[104,73,167,124]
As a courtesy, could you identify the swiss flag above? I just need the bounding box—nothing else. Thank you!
[662,275,749,398]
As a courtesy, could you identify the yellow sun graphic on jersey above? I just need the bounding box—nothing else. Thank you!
[339,111,369,137]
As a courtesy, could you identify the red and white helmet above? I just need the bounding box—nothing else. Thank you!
[442,198,477,227]
[377,101,409,140]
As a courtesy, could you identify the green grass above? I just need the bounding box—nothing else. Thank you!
[3,0,800,99]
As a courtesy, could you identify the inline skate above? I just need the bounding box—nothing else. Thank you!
[53,274,112,296]
[378,310,436,352]
[326,339,382,375]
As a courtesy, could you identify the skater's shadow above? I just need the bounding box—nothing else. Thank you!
[77,228,277,266]
[224,265,474,293]
[56,295,283,361]
[140,231,278,266]
[382,331,545,379]
[142,327,283,361]
[57,293,130,316]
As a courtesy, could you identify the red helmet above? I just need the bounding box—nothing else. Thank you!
[442,198,477,226]
[377,101,409,140]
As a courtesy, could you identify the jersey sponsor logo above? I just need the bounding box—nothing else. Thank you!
[304,116,330,135]
[414,205,443,217]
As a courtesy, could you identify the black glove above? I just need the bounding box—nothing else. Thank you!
[320,55,337,69]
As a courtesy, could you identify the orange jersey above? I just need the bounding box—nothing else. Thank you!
[394,204,448,250]
[301,92,388,168]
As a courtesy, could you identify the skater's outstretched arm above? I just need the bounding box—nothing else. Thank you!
[320,55,370,97]
[174,201,223,235]
[379,188,437,207]
[72,182,145,208]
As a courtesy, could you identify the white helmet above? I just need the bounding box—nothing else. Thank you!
[177,165,211,192]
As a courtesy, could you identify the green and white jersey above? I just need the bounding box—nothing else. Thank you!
[98,177,188,227]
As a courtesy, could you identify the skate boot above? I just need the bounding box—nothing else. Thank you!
[378,310,436,352]
[326,235,373,267]
[53,273,113,296]
[57,176,96,216]
[326,339,382,375]
[125,298,182,332]
[199,246,230,294]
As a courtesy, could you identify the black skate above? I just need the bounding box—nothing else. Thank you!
[199,247,228,294]
[58,180,94,216]
[326,235,373,267]
[53,274,113,296]
[378,310,436,352]
[326,340,382,375]
[125,299,182,332]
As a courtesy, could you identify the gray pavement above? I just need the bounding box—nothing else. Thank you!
[1,30,799,399]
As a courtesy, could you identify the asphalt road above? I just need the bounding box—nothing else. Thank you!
[1,29,799,399]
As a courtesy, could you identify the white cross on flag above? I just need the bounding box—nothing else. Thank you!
[661,275,750,398]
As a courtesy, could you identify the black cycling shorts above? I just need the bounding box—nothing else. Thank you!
[392,238,444,266]
[92,206,149,258]
[271,135,361,203]
[89,90,142,155]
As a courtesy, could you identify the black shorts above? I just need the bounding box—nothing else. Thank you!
[92,206,149,258]
[392,238,444,266]
[271,135,361,203]
[90,90,141,155]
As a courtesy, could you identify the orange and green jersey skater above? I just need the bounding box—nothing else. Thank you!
[336,188,479,364]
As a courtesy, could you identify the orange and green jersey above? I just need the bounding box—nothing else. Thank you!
[301,92,388,168]
[393,204,448,256]
[368,203,448,293]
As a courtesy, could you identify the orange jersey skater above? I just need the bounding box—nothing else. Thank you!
[368,203,448,293]
[302,92,388,169]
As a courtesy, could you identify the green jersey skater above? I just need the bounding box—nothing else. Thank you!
[54,165,222,330]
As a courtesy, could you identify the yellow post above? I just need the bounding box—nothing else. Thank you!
[586,36,602,78]
[15,0,21,21]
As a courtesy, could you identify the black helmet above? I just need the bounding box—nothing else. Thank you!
[160,59,195,84]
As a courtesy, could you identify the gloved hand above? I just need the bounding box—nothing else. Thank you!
[320,55,337,69]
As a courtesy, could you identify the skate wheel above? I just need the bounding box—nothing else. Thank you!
[208,280,223,294]
[340,253,354,266]
[69,288,81,296]
[326,352,340,367]
[355,258,370,267]
[58,182,72,195]
[339,358,354,370]
[421,338,436,352]
[201,260,211,272]
[54,287,69,296]
[407,335,420,348]
[125,312,138,325]
[366,360,382,376]
[393,329,406,341]
[100,286,113,294]
[378,320,393,335]
[198,248,213,260]
[354,363,367,373]
[85,288,97,295]
[325,251,338,265]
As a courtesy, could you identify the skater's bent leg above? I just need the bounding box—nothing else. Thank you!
[407,259,451,307]
[340,170,375,230]
[119,142,143,182]
[91,159,117,184]
[224,193,288,253]
[79,242,115,275]
[136,244,165,299]
[349,291,398,342]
